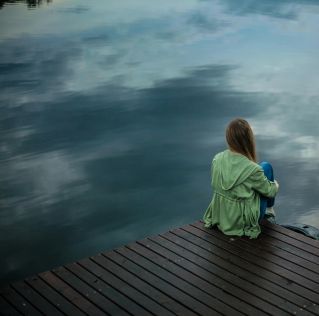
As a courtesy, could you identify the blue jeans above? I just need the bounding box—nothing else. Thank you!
[259,161,275,220]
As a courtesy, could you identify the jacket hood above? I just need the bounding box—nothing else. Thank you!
[212,150,259,190]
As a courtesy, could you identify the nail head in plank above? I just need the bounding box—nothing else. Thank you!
[79,257,169,316]
[65,262,138,316]
[39,270,105,316]
[25,275,86,316]
[0,286,42,316]
[117,244,245,316]
[103,249,214,316]
[11,280,63,316]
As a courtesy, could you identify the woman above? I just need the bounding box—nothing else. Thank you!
[203,118,279,239]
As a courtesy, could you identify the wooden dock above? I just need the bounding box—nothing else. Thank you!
[1,220,319,315]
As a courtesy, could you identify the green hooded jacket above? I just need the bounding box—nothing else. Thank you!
[203,149,278,239]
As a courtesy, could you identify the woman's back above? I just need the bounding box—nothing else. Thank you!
[203,118,279,239]
[204,149,267,238]
[212,150,260,201]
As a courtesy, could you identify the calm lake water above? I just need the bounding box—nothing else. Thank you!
[1,0,319,284]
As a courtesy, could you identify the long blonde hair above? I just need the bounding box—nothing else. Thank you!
[226,118,257,162]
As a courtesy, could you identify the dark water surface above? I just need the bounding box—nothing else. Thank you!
[1,0,319,284]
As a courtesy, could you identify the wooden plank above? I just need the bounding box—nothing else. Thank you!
[139,237,287,316]
[190,221,318,303]
[53,265,127,316]
[240,230,319,274]
[0,295,21,316]
[258,229,318,264]
[25,274,86,316]
[262,225,319,256]
[1,220,319,316]
[150,232,312,316]
[168,226,319,316]
[91,253,198,316]
[0,286,42,316]
[119,242,252,316]
[65,262,140,316]
[191,222,319,295]
[11,280,63,316]
[200,220,319,264]
[262,220,319,248]
[191,225,319,283]
[79,257,172,316]
[102,249,218,315]
[39,270,105,316]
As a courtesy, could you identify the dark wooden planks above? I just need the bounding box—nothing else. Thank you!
[135,238,270,315]
[116,243,243,316]
[93,252,200,315]
[65,261,139,316]
[102,249,220,315]
[39,270,106,316]
[52,265,122,316]
[79,257,175,316]
[146,233,306,316]
[1,220,319,316]
[0,286,42,316]
[170,225,319,315]
[25,274,86,316]
[259,229,319,264]
[191,221,319,303]
[11,280,63,316]
[193,221,319,290]
[240,229,319,273]
[0,295,22,316]
[262,220,319,249]
[262,226,319,257]
[194,223,319,284]
[200,220,319,264]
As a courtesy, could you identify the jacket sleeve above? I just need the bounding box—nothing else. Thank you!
[249,167,278,198]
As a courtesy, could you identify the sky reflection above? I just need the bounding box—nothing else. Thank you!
[0,0,319,284]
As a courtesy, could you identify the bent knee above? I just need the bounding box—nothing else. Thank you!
[259,161,274,180]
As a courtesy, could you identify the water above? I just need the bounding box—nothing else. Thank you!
[0,0,318,284]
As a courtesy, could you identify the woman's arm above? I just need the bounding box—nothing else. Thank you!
[250,167,279,198]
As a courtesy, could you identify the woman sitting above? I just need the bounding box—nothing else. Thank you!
[203,118,279,238]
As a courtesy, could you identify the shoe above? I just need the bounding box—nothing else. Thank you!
[265,207,276,224]
[265,214,276,224]
[265,207,276,217]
